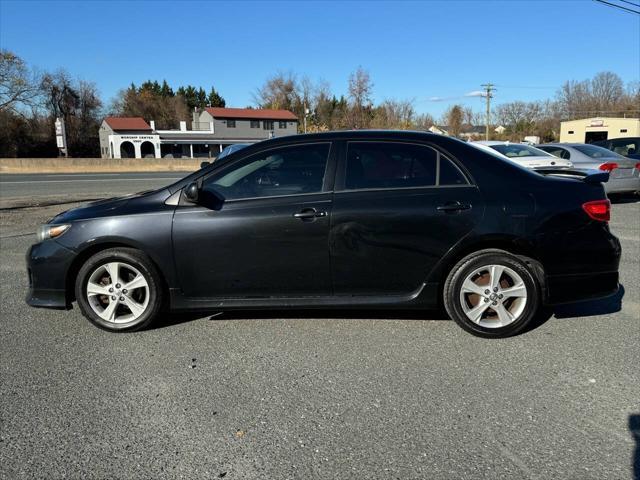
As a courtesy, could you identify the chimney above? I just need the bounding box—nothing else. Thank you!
[149,120,156,130]
[180,121,187,131]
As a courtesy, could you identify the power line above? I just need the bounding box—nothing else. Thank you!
[495,84,557,90]
[593,0,640,14]
[617,0,640,7]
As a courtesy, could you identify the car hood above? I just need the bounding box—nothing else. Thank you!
[49,189,168,223]
[508,156,573,169]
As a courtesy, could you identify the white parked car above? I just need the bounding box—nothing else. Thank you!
[470,141,573,169]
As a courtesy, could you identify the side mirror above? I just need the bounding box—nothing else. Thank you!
[184,182,199,203]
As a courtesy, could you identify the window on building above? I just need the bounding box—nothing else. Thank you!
[620,129,628,133]
[227,119,236,128]
[202,143,331,200]
[568,130,574,134]
[263,121,274,130]
[250,120,260,128]
[279,121,287,129]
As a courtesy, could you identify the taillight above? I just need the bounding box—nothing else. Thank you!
[598,162,618,172]
[582,199,611,222]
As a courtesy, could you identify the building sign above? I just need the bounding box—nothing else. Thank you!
[55,117,67,156]
[119,135,156,143]
[590,119,605,127]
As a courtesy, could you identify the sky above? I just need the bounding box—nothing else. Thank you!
[1,0,639,118]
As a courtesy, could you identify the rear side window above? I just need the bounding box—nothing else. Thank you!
[345,142,467,190]
[540,147,570,159]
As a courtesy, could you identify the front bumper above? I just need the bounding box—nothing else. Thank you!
[25,241,76,310]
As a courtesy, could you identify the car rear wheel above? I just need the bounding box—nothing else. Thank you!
[443,249,540,338]
[75,248,164,332]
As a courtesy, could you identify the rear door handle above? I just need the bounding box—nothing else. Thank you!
[293,208,327,221]
[437,201,472,213]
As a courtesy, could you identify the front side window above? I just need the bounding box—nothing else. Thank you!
[203,143,330,200]
[263,121,274,130]
[227,119,236,128]
[344,142,467,190]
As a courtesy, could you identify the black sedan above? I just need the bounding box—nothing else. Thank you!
[26,131,621,338]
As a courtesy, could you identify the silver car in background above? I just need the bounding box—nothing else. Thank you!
[470,141,573,169]
[537,143,640,195]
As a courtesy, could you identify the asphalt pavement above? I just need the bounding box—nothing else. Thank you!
[0,184,638,479]
[0,172,186,208]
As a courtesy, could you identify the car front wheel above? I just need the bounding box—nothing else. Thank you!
[443,249,541,338]
[75,248,164,332]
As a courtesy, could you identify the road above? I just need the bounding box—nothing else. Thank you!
[0,188,638,479]
[0,172,186,207]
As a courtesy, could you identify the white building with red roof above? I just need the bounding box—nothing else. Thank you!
[99,108,298,159]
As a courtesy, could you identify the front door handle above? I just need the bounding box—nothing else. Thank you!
[437,201,472,213]
[293,208,327,221]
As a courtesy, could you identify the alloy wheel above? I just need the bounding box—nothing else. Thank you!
[85,261,150,324]
[458,264,528,328]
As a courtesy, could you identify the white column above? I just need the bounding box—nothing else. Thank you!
[190,144,194,158]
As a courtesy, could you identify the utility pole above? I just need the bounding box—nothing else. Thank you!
[481,83,496,140]
[303,104,309,134]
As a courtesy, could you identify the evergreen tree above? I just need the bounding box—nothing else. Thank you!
[207,87,226,107]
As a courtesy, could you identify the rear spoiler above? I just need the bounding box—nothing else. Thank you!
[534,167,609,184]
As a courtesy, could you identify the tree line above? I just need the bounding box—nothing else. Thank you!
[0,50,227,157]
[1,48,638,157]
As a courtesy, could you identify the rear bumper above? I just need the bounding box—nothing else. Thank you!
[605,174,640,194]
[544,271,619,305]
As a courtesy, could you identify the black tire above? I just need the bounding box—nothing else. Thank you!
[443,249,541,338]
[75,248,164,332]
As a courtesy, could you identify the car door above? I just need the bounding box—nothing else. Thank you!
[329,140,483,296]
[172,142,336,298]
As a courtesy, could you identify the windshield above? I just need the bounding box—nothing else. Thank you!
[574,144,625,159]
[490,144,553,158]
[218,143,249,159]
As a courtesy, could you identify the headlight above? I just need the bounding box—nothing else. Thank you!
[36,224,71,242]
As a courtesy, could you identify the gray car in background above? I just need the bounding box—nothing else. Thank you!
[537,143,640,195]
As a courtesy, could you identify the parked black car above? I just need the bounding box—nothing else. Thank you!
[26,131,621,338]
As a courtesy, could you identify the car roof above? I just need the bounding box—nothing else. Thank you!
[539,143,616,148]
[472,140,509,146]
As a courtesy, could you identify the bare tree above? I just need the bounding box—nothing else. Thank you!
[0,50,41,114]
[556,71,633,118]
[413,113,436,131]
[347,67,374,129]
[443,105,464,137]
[253,72,300,111]
[371,99,415,129]
[591,71,624,111]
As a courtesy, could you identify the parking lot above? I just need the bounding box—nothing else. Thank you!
[0,177,639,479]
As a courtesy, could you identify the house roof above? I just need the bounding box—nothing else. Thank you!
[103,117,152,131]
[205,107,298,121]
